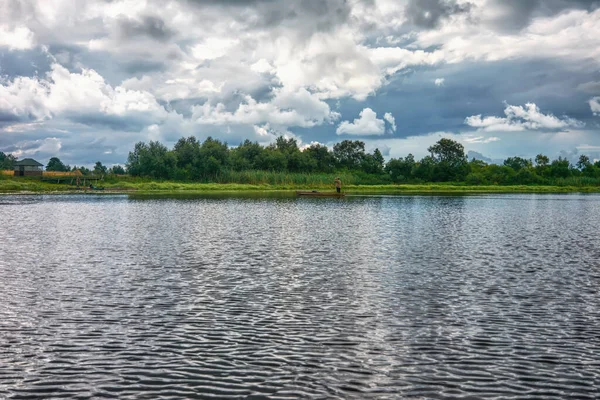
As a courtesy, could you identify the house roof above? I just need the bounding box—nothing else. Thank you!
[14,158,43,167]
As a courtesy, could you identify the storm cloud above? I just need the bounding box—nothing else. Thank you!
[117,16,176,42]
[405,0,472,29]
[183,0,354,32]
[1,0,600,166]
[485,0,600,31]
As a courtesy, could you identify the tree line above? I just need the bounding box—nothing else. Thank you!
[3,136,600,185]
[125,136,386,181]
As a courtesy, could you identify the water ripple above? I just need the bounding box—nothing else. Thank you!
[1,194,600,398]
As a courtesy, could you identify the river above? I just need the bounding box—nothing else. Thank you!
[1,193,599,399]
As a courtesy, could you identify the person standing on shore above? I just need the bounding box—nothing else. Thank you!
[334,177,342,193]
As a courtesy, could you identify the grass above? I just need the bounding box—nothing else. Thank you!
[2,175,600,195]
[343,184,600,193]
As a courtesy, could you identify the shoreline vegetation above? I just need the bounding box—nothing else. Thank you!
[2,177,600,195]
[3,135,600,195]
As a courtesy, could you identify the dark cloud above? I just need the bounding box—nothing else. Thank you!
[59,142,124,166]
[0,113,22,123]
[45,45,131,87]
[298,58,598,145]
[183,0,353,33]
[577,81,600,94]
[488,0,539,31]
[487,0,600,32]
[405,0,472,29]
[69,114,147,132]
[406,0,599,32]
[117,16,175,42]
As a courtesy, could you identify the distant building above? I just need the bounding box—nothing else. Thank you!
[14,158,43,177]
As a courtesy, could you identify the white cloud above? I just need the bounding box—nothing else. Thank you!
[384,112,396,133]
[465,102,584,132]
[434,78,445,86]
[415,9,600,65]
[253,124,271,137]
[336,108,386,136]
[299,141,328,151]
[191,38,238,61]
[5,0,597,109]
[0,25,35,50]
[590,97,600,116]
[191,87,340,129]
[251,59,275,74]
[463,135,500,144]
[577,144,600,152]
[10,137,62,159]
[0,75,52,121]
[0,63,176,128]
[367,46,445,76]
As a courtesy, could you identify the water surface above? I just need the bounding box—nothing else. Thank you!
[1,193,599,399]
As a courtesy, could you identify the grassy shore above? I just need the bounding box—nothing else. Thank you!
[2,176,600,194]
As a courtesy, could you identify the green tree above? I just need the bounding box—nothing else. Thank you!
[358,148,385,174]
[275,136,299,154]
[483,165,516,185]
[469,158,488,172]
[231,140,264,171]
[549,157,572,178]
[71,165,89,175]
[46,157,68,172]
[512,168,541,184]
[504,156,532,171]
[576,155,599,177]
[173,136,202,179]
[333,140,366,170]
[385,154,415,182]
[126,141,176,179]
[362,148,385,174]
[94,161,107,175]
[304,143,335,172]
[465,159,489,185]
[255,147,287,171]
[576,155,591,170]
[199,137,229,177]
[427,138,469,181]
[272,136,317,172]
[0,152,17,170]
[288,150,317,173]
[535,154,550,167]
[412,156,436,182]
[173,137,201,167]
[109,165,126,175]
[534,154,550,177]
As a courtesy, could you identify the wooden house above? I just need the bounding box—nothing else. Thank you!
[14,158,43,177]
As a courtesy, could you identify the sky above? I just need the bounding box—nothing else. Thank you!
[1,0,600,167]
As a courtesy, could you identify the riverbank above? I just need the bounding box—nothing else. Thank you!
[2,178,600,194]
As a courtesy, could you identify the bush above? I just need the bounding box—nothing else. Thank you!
[465,173,486,185]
